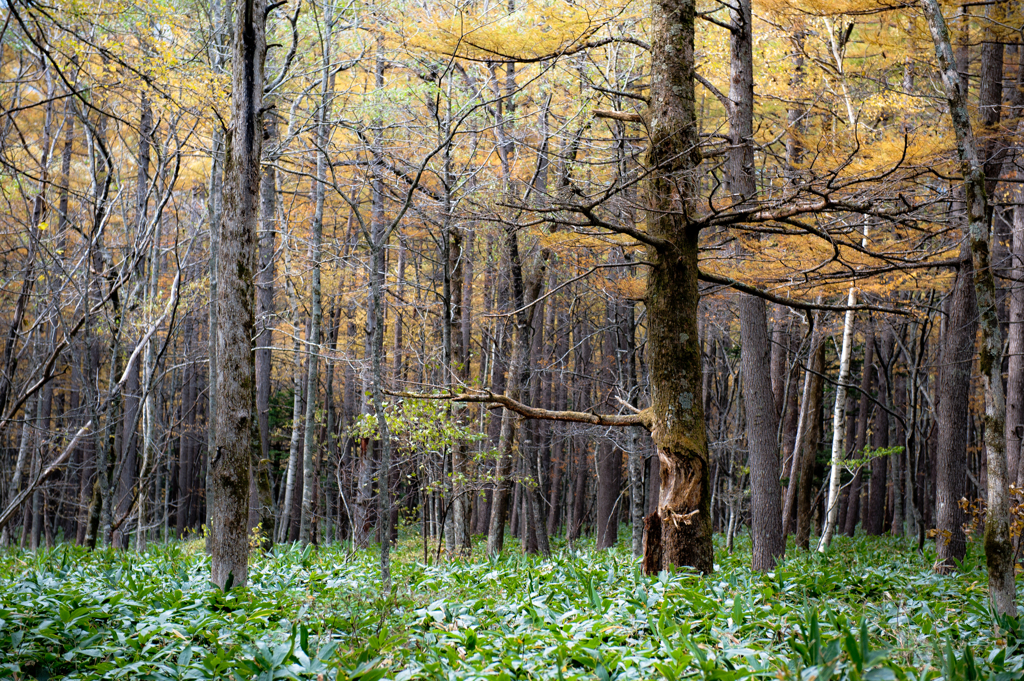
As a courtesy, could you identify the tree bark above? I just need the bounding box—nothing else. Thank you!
[253,106,278,544]
[844,327,874,536]
[596,437,621,550]
[1011,197,1024,484]
[722,0,783,569]
[867,341,890,537]
[796,321,826,550]
[206,0,229,534]
[923,0,1016,615]
[819,289,856,550]
[741,294,784,568]
[299,5,335,545]
[641,0,713,574]
[210,0,266,590]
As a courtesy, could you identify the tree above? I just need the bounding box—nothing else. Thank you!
[921,0,1016,617]
[727,0,784,571]
[209,0,266,590]
[630,0,713,574]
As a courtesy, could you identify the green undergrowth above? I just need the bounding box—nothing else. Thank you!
[0,532,1020,680]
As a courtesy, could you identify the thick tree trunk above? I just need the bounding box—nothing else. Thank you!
[923,0,1016,615]
[640,0,713,574]
[936,247,976,563]
[741,295,784,569]
[210,0,266,589]
[206,0,228,534]
[722,0,783,568]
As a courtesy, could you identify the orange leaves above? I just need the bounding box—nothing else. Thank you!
[755,0,911,18]
[406,1,617,61]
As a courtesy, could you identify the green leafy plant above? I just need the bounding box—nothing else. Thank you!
[0,532,1019,680]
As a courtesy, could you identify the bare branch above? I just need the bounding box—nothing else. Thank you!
[0,421,92,533]
[594,109,644,123]
[385,390,651,428]
[698,269,910,315]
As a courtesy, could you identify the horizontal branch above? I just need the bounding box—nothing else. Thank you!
[698,270,910,316]
[483,261,649,319]
[385,390,651,428]
[429,34,650,64]
[594,109,645,123]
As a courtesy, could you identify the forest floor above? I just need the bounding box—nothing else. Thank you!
[0,530,1019,680]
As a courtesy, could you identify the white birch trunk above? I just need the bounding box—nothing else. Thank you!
[818,287,856,552]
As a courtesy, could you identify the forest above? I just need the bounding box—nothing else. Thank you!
[2,0,1024,677]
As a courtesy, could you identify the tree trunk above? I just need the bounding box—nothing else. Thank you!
[796,322,826,550]
[210,0,266,590]
[1011,197,1024,484]
[113,359,140,549]
[206,0,228,535]
[596,438,621,550]
[891,366,906,535]
[299,6,335,544]
[367,43,394,588]
[178,322,197,538]
[253,105,278,544]
[277,228,305,543]
[923,0,1016,615]
[819,289,856,550]
[868,333,893,536]
[936,260,975,563]
[741,294,784,568]
[641,0,713,575]
[783,317,816,538]
[2,394,36,547]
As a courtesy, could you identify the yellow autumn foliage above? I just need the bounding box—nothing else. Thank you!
[405,1,621,60]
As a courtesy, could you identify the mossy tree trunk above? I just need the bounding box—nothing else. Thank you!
[210,0,266,590]
[922,0,1016,617]
[640,0,713,575]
